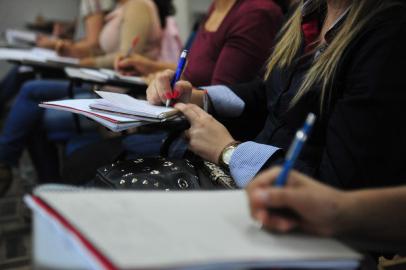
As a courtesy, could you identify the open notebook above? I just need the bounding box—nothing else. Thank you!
[5,29,38,46]
[40,92,180,132]
[26,189,361,270]
[65,67,146,86]
[0,47,79,65]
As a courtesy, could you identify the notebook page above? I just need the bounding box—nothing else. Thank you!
[0,48,45,62]
[5,29,37,44]
[65,67,106,82]
[36,190,361,269]
[95,91,177,118]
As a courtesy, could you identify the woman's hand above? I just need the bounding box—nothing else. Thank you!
[79,57,96,67]
[146,70,193,105]
[36,35,57,49]
[55,40,74,56]
[115,54,158,76]
[175,103,235,164]
[247,168,348,236]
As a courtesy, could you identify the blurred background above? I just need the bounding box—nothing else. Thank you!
[0,0,212,76]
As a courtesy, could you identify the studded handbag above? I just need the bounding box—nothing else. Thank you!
[92,121,237,191]
[93,155,237,191]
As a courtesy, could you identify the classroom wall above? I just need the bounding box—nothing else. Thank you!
[0,0,80,76]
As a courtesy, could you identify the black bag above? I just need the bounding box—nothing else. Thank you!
[94,156,237,191]
[91,122,237,191]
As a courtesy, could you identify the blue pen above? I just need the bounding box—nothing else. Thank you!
[166,49,188,107]
[274,113,316,187]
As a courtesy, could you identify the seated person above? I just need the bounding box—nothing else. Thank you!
[0,0,114,110]
[78,0,167,68]
[115,0,287,86]
[247,167,406,245]
[146,0,406,190]
[37,0,114,58]
[60,0,288,183]
[0,0,176,196]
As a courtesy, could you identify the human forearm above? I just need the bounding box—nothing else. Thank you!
[338,187,406,243]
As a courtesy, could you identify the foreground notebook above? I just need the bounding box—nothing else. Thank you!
[26,189,361,270]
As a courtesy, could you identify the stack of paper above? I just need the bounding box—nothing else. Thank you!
[0,47,79,65]
[26,189,361,269]
[40,91,180,132]
[65,67,146,86]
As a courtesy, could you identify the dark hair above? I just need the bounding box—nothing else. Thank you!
[153,0,175,28]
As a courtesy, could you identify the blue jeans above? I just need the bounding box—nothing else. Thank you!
[0,79,91,181]
[0,66,35,110]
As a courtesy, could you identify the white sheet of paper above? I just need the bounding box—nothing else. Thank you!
[5,29,37,44]
[40,99,142,132]
[95,91,176,118]
[33,190,361,270]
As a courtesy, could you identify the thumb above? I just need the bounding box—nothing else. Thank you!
[173,80,192,103]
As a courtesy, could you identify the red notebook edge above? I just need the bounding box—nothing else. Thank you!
[24,195,118,270]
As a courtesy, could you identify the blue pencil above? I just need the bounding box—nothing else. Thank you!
[274,113,316,187]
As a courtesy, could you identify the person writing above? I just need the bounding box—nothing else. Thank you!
[0,0,176,196]
[114,0,286,86]
[145,0,406,190]
[0,0,114,110]
[247,168,406,245]
[36,0,114,58]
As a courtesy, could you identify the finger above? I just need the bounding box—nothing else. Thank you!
[155,70,175,104]
[257,210,299,233]
[174,80,192,96]
[175,103,206,123]
[184,129,191,140]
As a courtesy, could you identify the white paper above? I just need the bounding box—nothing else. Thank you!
[5,29,37,45]
[33,190,361,270]
[65,67,106,83]
[0,47,79,65]
[95,91,177,118]
[40,99,143,132]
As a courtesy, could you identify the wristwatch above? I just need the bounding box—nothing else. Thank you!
[219,141,241,169]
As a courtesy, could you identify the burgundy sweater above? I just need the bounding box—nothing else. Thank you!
[183,0,283,86]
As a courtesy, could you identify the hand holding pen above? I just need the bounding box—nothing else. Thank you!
[267,113,316,220]
[166,50,189,107]
[114,36,140,73]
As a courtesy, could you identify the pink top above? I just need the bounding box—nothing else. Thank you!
[96,0,163,68]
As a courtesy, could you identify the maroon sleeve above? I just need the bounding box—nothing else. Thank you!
[210,6,282,85]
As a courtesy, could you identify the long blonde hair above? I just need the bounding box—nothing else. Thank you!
[266,0,401,110]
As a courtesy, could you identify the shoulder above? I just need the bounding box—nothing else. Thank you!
[122,0,156,17]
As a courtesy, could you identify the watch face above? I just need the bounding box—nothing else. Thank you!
[223,147,234,165]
